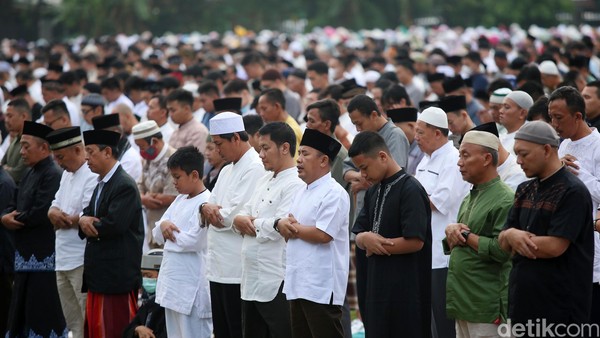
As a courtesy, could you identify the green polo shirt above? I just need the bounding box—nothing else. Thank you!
[444,176,514,323]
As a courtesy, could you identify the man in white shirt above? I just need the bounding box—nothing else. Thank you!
[200,112,265,338]
[277,129,350,338]
[233,122,304,337]
[41,79,81,126]
[146,95,174,144]
[549,86,600,327]
[499,91,533,155]
[101,77,134,114]
[46,127,98,338]
[414,107,470,338]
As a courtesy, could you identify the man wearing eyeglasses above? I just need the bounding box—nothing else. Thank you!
[79,94,105,132]
[42,100,72,130]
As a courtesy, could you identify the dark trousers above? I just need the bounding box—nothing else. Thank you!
[290,298,343,338]
[241,284,291,338]
[7,271,66,338]
[591,283,600,325]
[0,273,12,335]
[210,281,243,338]
[431,268,454,338]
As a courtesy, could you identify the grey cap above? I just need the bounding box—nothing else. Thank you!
[141,249,163,270]
[81,93,106,107]
[505,90,534,110]
[514,121,560,147]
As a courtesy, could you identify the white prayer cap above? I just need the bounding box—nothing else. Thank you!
[505,90,534,110]
[132,120,161,140]
[462,130,500,151]
[490,88,512,104]
[539,60,560,76]
[418,107,448,129]
[364,70,381,83]
[210,112,245,135]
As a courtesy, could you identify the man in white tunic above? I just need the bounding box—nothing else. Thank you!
[200,112,265,338]
[414,107,470,338]
[46,127,98,338]
[549,86,600,328]
[152,146,213,337]
[277,129,350,338]
[233,122,304,337]
[499,91,533,155]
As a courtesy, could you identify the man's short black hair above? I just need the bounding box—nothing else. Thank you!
[348,131,390,158]
[243,114,264,135]
[198,80,219,96]
[241,52,264,66]
[307,61,328,75]
[258,121,296,157]
[59,71,79,85]
[41,99,70,120]
[166,88,194,107]
[100,77,121,91]
[260,88,286,110]
[7,98,32,119]
[223,78,249,95]
[347,94,380,117]
[167,146,205,177]
[527,96,550,122]
[548,85,586,119]
[585,81,600,98]
[318,84,343,101]
[382,84,412,107]
[306,99,340,133]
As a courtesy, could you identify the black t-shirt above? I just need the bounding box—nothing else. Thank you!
[353,169,432,337]
[504,166,594,324]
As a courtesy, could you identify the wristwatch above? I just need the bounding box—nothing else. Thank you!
[461,230,471,241]
[273,218,281,233]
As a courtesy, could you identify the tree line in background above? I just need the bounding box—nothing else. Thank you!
[0,0,578,41]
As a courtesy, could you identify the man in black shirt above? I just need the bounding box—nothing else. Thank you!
[499,121,594,326]
[350,131,432,338]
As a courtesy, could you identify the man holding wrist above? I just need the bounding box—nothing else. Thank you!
[277,129,349,338]
[349,131,431,338]
[499,121,594,327]
[199,112,264,338]
[443,130,514,337]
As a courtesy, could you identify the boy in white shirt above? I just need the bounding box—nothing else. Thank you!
[152,146,213,337]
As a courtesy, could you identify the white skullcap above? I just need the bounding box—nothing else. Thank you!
[132,120,161,140]
[505,90,534,110]
[462,130,500,151]
[539,60,560,76]
[210,112,245,135]
[418,107,448,129]
[364,70,381,83]
[490,88,512,104]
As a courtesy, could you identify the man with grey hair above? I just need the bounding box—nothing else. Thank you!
[499,90,533,155]
[444,130,514,337]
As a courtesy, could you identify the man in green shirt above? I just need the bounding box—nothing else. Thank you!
[443,130,514,337]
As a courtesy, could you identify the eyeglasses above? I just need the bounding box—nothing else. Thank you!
[44,117,63,128]
[81,108,94,115]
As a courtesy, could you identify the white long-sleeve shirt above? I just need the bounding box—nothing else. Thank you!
[415,141,470,269]
[153,190,212,318]
[558,131,600,283]
[283,173,350,306]
[238,167,304,302]
[51,163,98,271]
[205,148,265,284]
[497,153,528,191]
